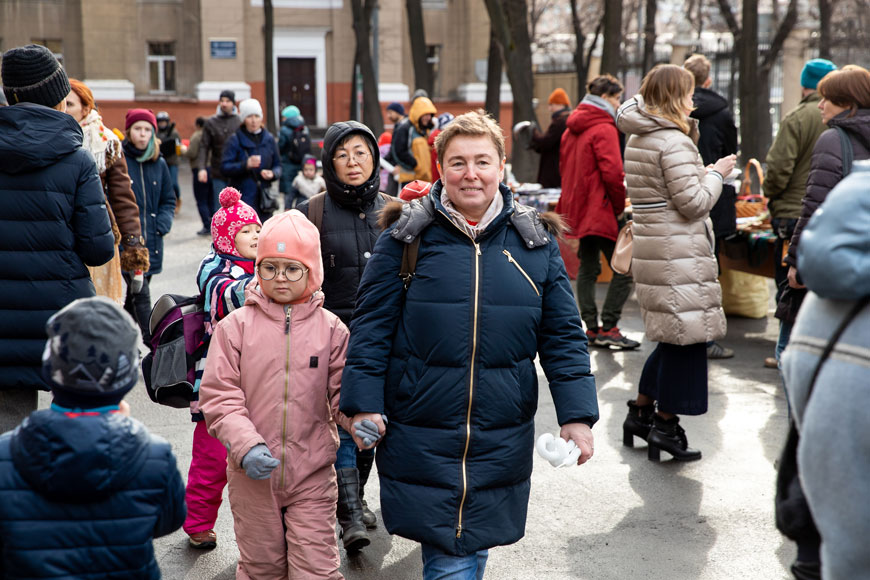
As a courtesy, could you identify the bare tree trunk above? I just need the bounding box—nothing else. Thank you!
[351,0,384,135]
[600,0,623,75]
[569,0,586,98]
[818,0,833,59]
[484,0,538,181]
[264,0,276,133]
[406,0,432,95]
[739,0,760,161]
[642,0,657,74]
[485,26,502,122]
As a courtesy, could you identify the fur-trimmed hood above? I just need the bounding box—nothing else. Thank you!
[378,182,566,244]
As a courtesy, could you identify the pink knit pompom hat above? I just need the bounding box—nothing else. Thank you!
[211,187,261,257]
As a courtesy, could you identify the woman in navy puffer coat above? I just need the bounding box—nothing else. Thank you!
[340,111,598,575]
[0,103,114,395]
[221,99,281,221]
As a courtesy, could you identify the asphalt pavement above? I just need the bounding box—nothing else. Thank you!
[41,166,794,579]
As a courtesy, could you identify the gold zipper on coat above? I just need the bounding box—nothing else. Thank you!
[281,305,292,488]
[502,250,540,296]
[437,209,482,539]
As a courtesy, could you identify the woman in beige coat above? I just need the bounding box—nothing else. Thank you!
[616,65,735,461]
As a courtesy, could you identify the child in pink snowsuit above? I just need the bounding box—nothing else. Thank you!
[200,209,352,579]
[184,187,261,549]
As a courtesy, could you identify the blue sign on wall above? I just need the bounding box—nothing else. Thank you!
[210,41,237,59]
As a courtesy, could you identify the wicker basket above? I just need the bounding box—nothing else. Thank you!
[735,158,767,218]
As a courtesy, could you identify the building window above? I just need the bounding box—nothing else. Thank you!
[31,39,63,65]
[147,42,176,93]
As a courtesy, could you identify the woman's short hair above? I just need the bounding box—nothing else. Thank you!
[587,74,624,98]
[68,79,95,114]
[639,64,696,135]
[817,66,870,115]
[434,109,505,166]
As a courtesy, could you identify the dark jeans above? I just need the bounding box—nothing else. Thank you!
[123,272,153,345]
[193,169,216,230]
[639,342,708,415]
[576,234,634,330]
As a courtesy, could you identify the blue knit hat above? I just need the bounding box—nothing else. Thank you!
[387,102,405,116]
[281,105,300,120]
[801,59,837,90]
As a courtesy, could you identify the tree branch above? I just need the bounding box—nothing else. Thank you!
[715,0,741,37]
[761,0,798,73]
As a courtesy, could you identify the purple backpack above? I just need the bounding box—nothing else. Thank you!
[141,294,206,408]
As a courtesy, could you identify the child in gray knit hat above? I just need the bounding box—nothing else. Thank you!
[0,296,186,579]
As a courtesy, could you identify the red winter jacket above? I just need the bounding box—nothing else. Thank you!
[557,103,626,241]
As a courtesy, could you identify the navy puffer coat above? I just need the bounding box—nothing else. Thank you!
[340,182,598,556]
[0,104,114,390]
[123,140,176,275]
[0,410,186,579]
[221,126,281,219]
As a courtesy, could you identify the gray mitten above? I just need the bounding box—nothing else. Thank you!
[241,444,280,480]
[353,414,388,447]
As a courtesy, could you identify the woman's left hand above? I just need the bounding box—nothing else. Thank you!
[560,422,594,465]
[260,169,274,180]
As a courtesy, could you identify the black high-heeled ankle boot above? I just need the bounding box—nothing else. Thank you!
[622,399,655,447]
[647,415,702,462]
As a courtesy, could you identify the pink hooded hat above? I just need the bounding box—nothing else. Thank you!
[256,209,324,299]
[211,187,261,257]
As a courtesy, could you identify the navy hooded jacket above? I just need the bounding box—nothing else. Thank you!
[340,182,598,556]
[0,104,114,391]
[0,410,186,579]
[123,140,176,276]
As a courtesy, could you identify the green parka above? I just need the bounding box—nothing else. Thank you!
[763,92,826,219]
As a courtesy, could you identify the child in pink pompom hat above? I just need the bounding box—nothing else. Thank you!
[182,186,262,550]
[210,186,262,258]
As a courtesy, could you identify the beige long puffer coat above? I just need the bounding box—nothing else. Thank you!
[616,95,726,345]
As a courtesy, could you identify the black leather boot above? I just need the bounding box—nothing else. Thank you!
[622,399,654,447]
[647,415,702,462]
[356,452,377,529]
[336,467,370,552]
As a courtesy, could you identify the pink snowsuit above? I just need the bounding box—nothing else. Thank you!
[200,285,352,579]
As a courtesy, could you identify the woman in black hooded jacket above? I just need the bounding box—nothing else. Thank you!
[296,120,388,552]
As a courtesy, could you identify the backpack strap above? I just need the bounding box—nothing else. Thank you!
[834,125,854,179]
[806,295,870,401]
[399,236,420,289]
[308,192,326,231]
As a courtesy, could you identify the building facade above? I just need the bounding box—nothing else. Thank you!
[0,0,513,141]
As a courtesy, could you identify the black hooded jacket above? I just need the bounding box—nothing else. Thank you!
[691,87,739,239]
[297,121,390,324]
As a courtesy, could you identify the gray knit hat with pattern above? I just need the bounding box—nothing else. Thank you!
[42,297,141,409]
[2,44,71,108]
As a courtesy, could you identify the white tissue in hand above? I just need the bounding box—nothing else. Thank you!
[535,433,582,468]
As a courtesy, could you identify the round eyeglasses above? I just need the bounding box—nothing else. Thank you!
[258,263,308,282]
[333,150,371,166]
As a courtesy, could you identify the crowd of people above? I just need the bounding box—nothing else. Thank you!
[0,40,868,580]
